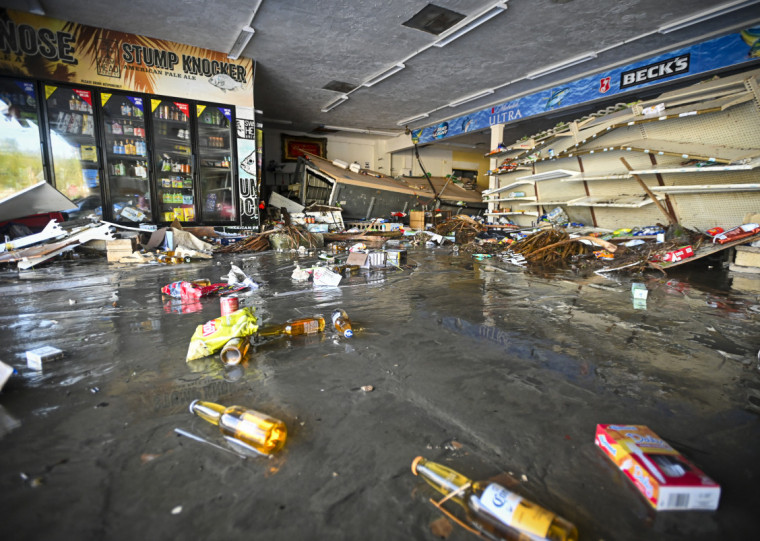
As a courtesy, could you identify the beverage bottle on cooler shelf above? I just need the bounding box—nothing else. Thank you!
[189,400,286,455]
[257,316,325,337]
[411,457,578,541]
[332,309,353,338]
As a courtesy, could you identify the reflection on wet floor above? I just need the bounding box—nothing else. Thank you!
[0,248,758,540]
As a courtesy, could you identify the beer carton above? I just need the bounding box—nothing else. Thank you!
[595,424,720,510]
[26,346,64,371]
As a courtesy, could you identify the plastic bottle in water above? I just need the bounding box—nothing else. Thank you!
[332,309,353,338]
[189,400,286,455]
[411,457,578,541]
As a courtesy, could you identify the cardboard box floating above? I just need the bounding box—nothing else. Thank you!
[595,424,720,511]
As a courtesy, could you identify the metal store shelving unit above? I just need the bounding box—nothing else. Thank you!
[483,67,760,231]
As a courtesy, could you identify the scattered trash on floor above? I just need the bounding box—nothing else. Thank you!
[222,263,259,289]
[219,336,250,366]
[0,361,15,392]
[25,346,64,371]
[186,307,258,361]
[595,424,721,511]
[189,400,287,456]
[411,456,579,541]
[174,427,247,460]
[332,309,353,338]
[257,315,325,338]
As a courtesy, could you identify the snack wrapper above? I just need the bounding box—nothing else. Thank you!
[712,223,760,244]
[186,307,258,361]
[162,280,243,299]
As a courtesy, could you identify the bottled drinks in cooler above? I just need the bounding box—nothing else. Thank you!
[332,309,353,338]
[257,316,326,337]
[411,457,578,541]
[189,400,286,455]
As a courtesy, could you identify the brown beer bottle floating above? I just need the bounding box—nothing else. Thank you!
[189,400,287,456]
[412,457,578,541]
[332,309,353,338]
[219,336,250,365]
[257,316,325,337]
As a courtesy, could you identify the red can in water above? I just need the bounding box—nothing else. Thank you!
[220,295,239,316]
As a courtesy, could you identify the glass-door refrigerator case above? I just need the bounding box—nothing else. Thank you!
[150,98,195,223]
[44,84,102,216]
[196,103,236,223]
[100,93,152,223]
[0,77,46,200]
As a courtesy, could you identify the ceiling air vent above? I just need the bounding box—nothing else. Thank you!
[322,81,357,93]
[402,4,465,35]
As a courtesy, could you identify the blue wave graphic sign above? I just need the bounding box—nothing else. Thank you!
[412,29,760,145]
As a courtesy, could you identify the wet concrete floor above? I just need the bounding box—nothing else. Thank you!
[1,247,759,540]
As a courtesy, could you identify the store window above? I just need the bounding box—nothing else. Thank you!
[0,77,45,199]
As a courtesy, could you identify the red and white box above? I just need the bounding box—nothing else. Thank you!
[595,424,720,511]
[662,245,694,263]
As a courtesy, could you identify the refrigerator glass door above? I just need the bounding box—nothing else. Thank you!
[101,93,152,223]
[0,78,45,200]
[197,104,236,222]
[150,98,195,223]
[44,84,101,217]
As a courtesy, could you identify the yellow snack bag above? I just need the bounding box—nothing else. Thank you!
[186,307,258,361]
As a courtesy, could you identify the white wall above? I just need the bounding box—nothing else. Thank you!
[261,128,406,186]
[389,146,453,177]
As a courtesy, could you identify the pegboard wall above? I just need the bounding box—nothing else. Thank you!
[488,71,760,231]
[640,101,760,150]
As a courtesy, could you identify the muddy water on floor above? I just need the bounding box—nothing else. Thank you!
[0,247,758,541]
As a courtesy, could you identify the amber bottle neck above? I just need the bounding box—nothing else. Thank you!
[189,400,225,426]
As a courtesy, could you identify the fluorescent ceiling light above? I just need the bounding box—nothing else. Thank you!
[526,53,597,80]
[448,89,495,107]
[657,0,758,33]
[323,125,400,137]
[396,113,430,126]
[321,95,349,113]
[434,2,507,48]
[228,25,254,60]
[363,63,406,87]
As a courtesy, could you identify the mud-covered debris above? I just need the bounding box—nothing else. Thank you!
[429,516,454,538]
[443,439,463,451]
[434,215,485,245]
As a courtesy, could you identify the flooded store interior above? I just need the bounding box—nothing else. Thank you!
[2,2,760,540]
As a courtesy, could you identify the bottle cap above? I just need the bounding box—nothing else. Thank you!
[344,329,353,338]
[411,456,423,476]
[189,399,199,414]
